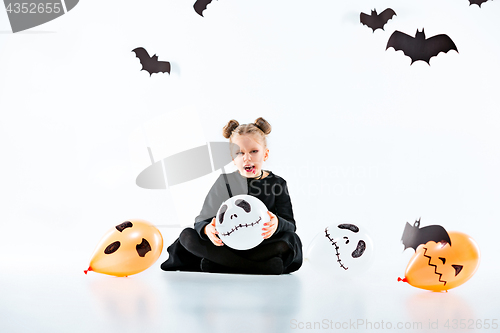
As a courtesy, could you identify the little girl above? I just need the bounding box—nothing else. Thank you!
[160,117,302,274]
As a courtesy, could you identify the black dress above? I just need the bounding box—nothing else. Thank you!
[160,171,303,273]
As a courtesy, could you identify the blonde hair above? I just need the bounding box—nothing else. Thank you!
[222,117,272,148]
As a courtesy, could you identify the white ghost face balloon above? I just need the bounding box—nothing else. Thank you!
[306,223,374,276]
[215,194,270,250]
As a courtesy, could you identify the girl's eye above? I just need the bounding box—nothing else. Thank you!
[251,150,258,153]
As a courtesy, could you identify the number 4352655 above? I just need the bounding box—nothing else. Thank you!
[444,319,498,330]
[6,3,62,14]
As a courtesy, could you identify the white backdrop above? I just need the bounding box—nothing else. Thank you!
[1,0,499,306]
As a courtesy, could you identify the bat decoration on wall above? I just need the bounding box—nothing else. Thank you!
[401,218,452,251]
[360,8,396,32]
[132,47,171,76]
[194,0,215,17]
[468,0,489,7]
[386,29,458,65]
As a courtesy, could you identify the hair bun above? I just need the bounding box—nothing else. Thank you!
[222,119,239,138]
[254,117,271,135]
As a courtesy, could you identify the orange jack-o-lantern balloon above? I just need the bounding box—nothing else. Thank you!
[402,231,480,291]
[85,219,163,277]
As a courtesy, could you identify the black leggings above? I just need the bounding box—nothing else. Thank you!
[179,228,290,273]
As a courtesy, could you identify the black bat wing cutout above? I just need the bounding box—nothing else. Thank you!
[359,12,373,30]
[386,30,415,57]
[132,47,150,64]
[360,8,396,32]
[194,0,213,17]
[469,0,489,7]
[386,29,458,65]
[132,47,171,76]
[401,219,452,251]
[424,34,458,62]
[379,8,397,27]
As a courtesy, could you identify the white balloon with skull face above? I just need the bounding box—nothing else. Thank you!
[306,223,374,276]
[215,194,270,250]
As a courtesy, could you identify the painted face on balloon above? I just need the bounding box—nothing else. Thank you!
[404,231,480,291]
[85,219,164,277]
[216,194,270,250]
[324,224,369,270]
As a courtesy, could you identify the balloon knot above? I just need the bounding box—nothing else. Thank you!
[84,267,93,275]
[397,277,408,283]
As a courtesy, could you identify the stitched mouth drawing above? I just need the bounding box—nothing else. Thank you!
[324,225,368,271]
[325,227,349,270]
[307,223,373,275]
[221,217,262,236]
[423,246,447,286]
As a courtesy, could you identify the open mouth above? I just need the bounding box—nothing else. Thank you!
[221,217,262,237]
[244,165,256,174]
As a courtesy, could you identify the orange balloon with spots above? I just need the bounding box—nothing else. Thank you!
[85,219,163,277]
[401,231,480,291]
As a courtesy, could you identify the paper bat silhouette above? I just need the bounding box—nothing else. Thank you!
[386,29,458,65]
[132,47,171,76]
[360,8,396,32]
[469,0,489,7]
[401,218,452,251]
[194,0,214,17]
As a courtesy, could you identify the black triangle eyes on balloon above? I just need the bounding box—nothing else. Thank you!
[452,264,464,276]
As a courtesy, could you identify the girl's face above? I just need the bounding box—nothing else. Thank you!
[231,134,269,178]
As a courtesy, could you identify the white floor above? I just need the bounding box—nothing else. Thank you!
[1,227,498,333]
[1,1,500,332]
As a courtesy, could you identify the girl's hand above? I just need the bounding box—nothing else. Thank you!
[205,218,224,246]
[262,211,278,239]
